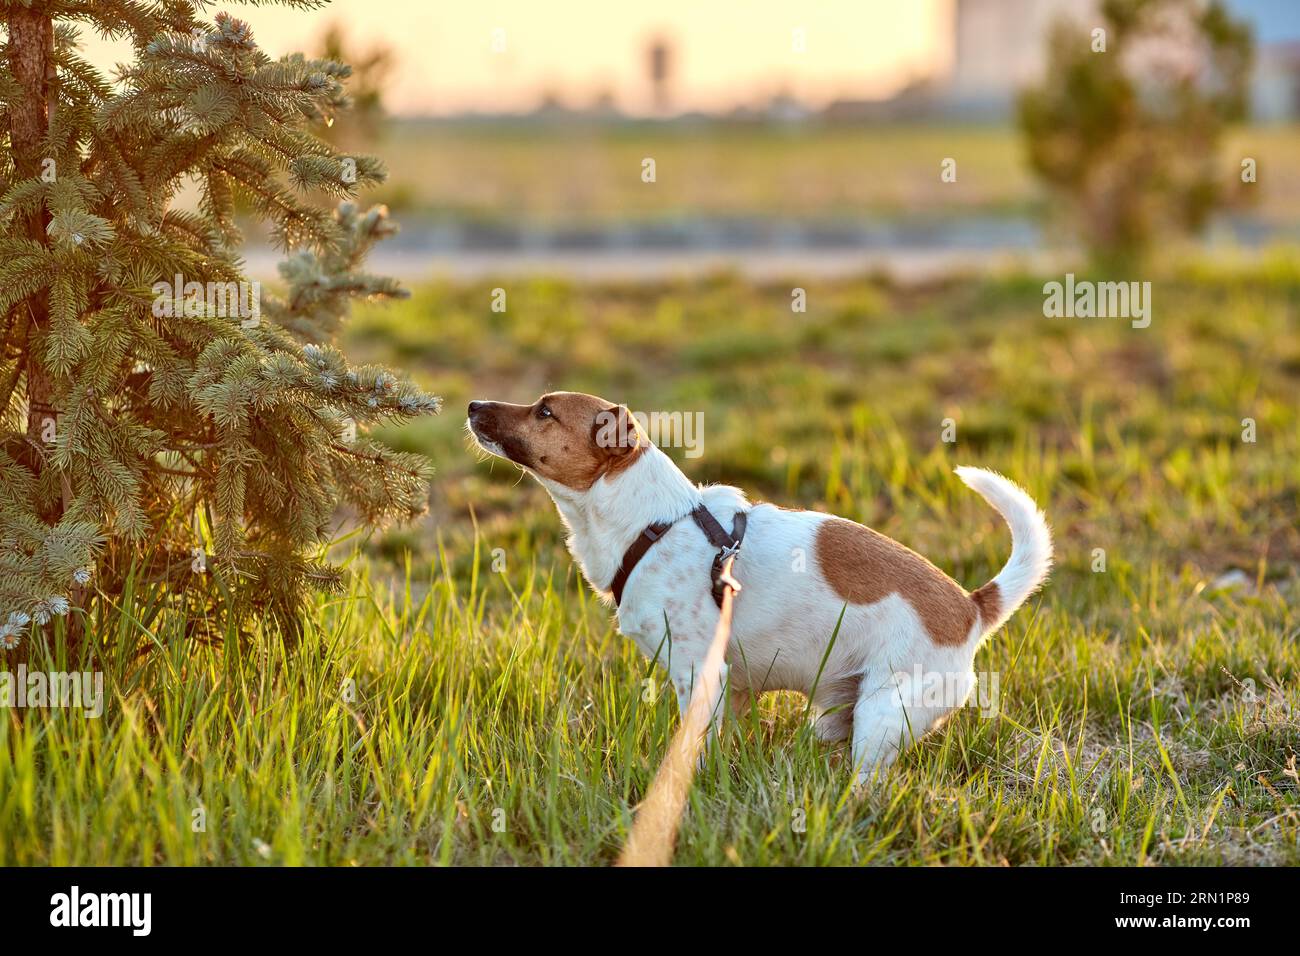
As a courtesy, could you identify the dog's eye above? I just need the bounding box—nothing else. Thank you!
[537,404,553,420]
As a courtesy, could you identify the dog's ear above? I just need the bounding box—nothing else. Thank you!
[592,404,643,457]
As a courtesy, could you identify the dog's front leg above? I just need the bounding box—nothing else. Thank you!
[623,606,730,763]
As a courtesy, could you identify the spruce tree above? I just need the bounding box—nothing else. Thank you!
[0,1,439,647]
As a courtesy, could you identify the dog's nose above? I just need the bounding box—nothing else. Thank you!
[468,401,485,416]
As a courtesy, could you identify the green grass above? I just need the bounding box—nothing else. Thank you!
[3,257,1299,865]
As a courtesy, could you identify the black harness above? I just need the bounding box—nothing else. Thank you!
[608,504,748,609]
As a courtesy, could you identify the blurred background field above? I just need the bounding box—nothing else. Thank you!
[366,121,1300,229]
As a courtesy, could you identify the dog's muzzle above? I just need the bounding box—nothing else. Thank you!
[467,401,530,466]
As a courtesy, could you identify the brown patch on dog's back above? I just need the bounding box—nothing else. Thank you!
[814,517,978,646]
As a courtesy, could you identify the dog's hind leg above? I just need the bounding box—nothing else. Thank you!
[849,668,972,787]
[849,679,914,787]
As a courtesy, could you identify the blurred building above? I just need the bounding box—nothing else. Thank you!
[944,0,1300,120]
[947,0,1095,116]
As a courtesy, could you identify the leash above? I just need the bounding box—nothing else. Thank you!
[608,504,747,608]
[617,537,742,868]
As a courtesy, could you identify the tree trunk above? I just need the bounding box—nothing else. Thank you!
[8,7,86,643]
[7,6,55,456]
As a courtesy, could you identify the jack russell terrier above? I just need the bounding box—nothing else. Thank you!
[467,391,1052,784]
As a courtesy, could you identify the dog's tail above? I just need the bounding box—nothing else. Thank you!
[954,466,1052,638]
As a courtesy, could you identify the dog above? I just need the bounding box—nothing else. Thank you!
[467,391,1052,784]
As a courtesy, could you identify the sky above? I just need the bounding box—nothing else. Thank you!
[81,0,950,116]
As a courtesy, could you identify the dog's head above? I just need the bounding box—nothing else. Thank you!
[467,391,647,490]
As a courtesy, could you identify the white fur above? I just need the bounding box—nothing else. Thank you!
[954,466,1053,636]
[530,447,1052,784]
